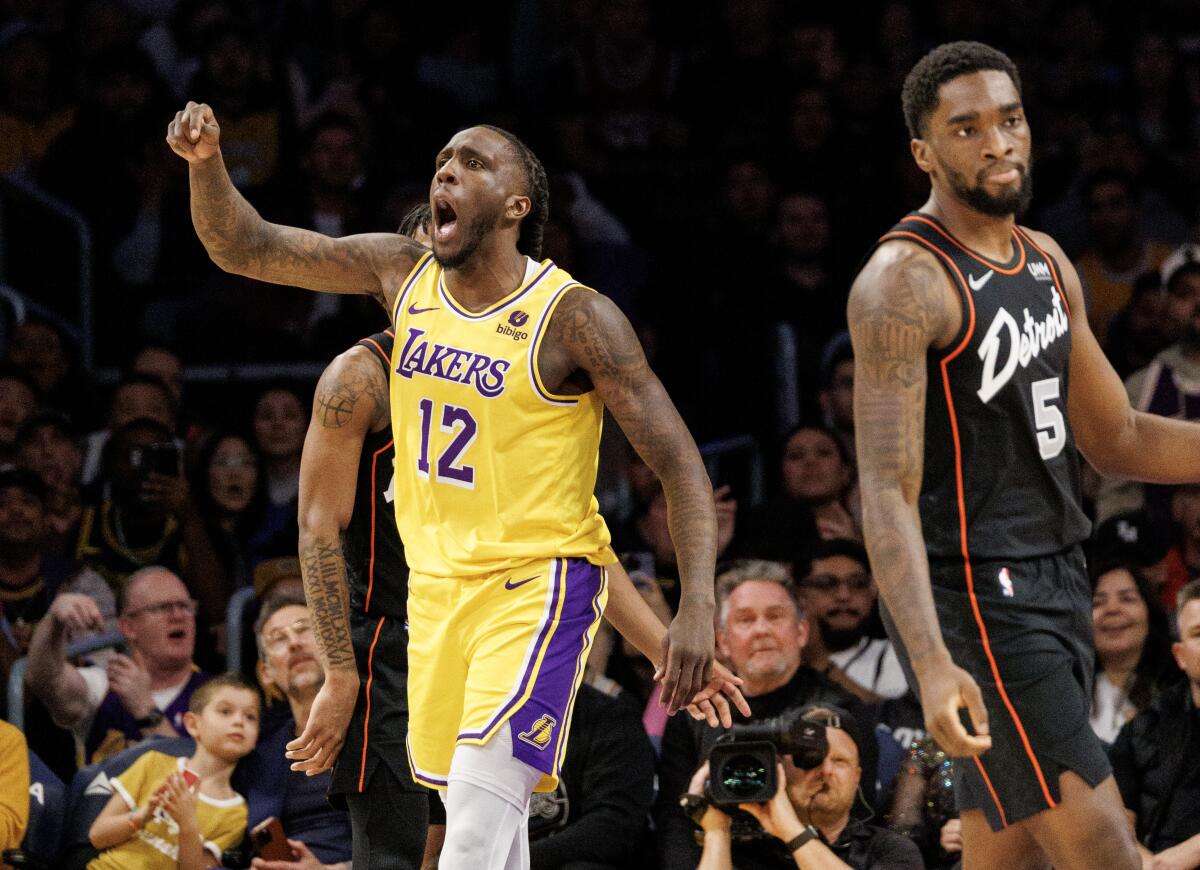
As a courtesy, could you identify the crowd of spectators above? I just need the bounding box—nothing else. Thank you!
[3,0,1200,867]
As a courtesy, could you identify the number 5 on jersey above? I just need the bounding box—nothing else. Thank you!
[1031,377,1065,460]
[417,398,478,489]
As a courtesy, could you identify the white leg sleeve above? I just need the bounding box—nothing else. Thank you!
[439,722,543,870]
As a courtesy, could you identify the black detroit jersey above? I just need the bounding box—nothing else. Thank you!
[343,328,409,621]
[877,213,1091,568]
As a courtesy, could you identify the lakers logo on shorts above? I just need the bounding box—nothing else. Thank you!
[517,714,557,750]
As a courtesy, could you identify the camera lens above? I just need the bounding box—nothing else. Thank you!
[719,753,770,799]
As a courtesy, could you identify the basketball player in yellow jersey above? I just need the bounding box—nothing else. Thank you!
[170,105,735,869]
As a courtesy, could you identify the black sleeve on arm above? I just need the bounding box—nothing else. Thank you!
[653,710,709,870]
[529,690,655,868]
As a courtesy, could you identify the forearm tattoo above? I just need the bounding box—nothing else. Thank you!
[299,539,356,671]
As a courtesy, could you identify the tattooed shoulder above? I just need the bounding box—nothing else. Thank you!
[313,346,390,431]
[548,287,647,387]
[848,242,957,383]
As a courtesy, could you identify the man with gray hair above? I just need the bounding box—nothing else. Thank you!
[654,560,875,870]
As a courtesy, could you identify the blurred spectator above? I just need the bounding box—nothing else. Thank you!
[768,193,846,406]
[81,372,178,485]
[796,540,907,702]
[1089,563,1174,744]
[618,484,736,614]
[528,684,655,870]
[5,315,100,427]
[818,333,855,458]
[1164,484,1200,611]
[1074,169,1174,343]
[251,384,307,553]
[886,736,958,869]
[689,706,920,870]
[1110,578,1200,862]
[1090,510,1174,608]
[189,17,288,189]
[129,344,185,411]
[712,153,776,255]
[239,591,352,868]
[0,25,75,175]
[654,560,874,870]
[15,411,83,556]
[0,366,38,464]
[25,568,212,764]
[1096,244,1200,528]
[0,719,29,855]
[75,416,228,632]
[191,431,266,590]
[740,425,857,566]
[1103,271,1176,379]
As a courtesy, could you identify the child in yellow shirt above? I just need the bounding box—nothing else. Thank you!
[87,674,260,870]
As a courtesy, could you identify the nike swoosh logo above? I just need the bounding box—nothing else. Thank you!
[968,270,994,291]
[408,304,439,315]
[504,575,538,590]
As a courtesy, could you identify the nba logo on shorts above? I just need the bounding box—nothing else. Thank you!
[518,714,557,750]
[998,567,1015,597]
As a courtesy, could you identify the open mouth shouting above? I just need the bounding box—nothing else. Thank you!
[434,197,458,245]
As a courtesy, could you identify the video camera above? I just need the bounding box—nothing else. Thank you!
[706,707,830,808]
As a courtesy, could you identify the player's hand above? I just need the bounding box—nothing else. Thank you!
[286,670,359,776]
[166,101,221,163]
[917,659,991,757]
[684,660,751,728]
[48,592,105,634]
[657,598,715,715]
[251,838,323,870]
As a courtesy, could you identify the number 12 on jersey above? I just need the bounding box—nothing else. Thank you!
[416,398,478,489]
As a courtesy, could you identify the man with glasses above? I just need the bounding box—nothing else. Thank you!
[796,540,907,702]
[656,560,874,870]
[238,590,352,869]
[25,565,212,763]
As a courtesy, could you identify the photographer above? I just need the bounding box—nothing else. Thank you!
[655,561,877,869]
[686,708,922,870]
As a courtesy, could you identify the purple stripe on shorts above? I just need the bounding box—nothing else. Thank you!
[552,565,607,773]
[507,559,605,775]
[458,559,565,742]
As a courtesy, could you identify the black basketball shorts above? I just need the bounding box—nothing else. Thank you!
[887,546,1111,831]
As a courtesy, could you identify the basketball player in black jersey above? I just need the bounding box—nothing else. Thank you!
[849,42,1200,870]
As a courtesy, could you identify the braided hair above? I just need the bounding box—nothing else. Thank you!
[479,125,550,260]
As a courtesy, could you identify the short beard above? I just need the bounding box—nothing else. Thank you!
[432,214,492,270]
[817,617,865,653]
[945,160,1034,219]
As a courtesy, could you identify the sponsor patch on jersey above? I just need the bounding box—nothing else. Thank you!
[1027,261,1054,282]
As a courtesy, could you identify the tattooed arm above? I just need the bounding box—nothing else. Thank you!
[847,241,991,757]
[286,346,390,775]
[166,101,422,310]
[546,288,716,714]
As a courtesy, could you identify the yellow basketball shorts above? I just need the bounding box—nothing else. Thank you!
[405,557,608,793]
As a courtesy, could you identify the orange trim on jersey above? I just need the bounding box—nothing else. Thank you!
[972,758,1009,828]
[902,214,1027,275]
[361,337,390,367]
[1014,227,1072,317]
[358,615,386,791]
[882,228,1058,819]
[364,439,394,612]
[385,329,395,338]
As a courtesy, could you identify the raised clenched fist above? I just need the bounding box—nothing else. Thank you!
[166,101,221,163]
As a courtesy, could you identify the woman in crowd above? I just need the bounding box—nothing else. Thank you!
[1090,561,1175,744]
[192,430,267,589]
[740,424,861,565]
[250,384,306,553]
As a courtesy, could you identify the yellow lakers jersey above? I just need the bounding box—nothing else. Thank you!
[388,253,616,577]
